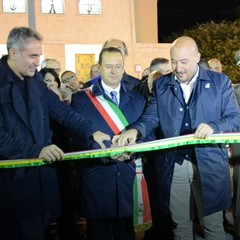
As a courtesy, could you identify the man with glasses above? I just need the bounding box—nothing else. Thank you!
[60,70,81,104]
[61,70,80,94]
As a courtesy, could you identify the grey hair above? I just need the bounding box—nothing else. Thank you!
[7,27,42,53]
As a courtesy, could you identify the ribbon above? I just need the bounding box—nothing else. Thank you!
[133,158,152,232]
[1,132,240,169]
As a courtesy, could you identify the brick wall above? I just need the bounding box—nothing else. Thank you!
[0,0,171,78]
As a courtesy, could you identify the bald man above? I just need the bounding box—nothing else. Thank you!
[113,36,240,240]
[208,58,223,73]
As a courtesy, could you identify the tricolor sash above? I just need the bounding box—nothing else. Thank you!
[85,88,152,232]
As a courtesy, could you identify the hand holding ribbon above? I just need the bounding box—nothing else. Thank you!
[112,129,139,147]
[92,131,111,149]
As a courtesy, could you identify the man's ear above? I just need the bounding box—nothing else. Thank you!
[9,48,17,60]
[196,52,201,64]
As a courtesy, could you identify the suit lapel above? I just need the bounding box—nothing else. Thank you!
[170,77,185,106]
[27,76,45,143]
[12,84,31,129]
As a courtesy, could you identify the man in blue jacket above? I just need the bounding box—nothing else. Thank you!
[0,26,109,240]
[113,36,240,240]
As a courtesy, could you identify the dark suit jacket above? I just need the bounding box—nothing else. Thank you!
[70,79,151,219]
[0,55,95,239]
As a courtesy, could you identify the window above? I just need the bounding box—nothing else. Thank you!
[79,0,101,15]
[41,0,65,14]
[2,0,26,13]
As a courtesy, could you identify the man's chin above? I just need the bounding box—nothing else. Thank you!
[176,75,185,82]
[27,71,36,77]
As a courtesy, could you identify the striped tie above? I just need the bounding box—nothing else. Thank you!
[110,91,118,106]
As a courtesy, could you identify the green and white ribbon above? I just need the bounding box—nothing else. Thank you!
[0,132,240,169]
[133,157,152,232]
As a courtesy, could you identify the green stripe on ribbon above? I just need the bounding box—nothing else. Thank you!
[1,133,240,169]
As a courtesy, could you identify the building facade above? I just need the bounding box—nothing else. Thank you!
[0,0,171,81]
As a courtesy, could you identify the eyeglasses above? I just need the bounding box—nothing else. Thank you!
[62,76,76,84]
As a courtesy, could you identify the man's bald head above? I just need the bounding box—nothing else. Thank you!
[208,58,222,73]
[170,36,201,84]
[170,36,199,55]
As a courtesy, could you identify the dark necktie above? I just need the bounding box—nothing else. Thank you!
[110,91,118,106]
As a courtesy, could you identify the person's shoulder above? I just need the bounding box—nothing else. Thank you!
[234,84,240,106]
[82,75,101,89]
[82,81,92,89]
[72,88,86,98]
[155,72,173,85]
[124,85,145,98]
[234,83,240,91]
[199,67,229,82]
[70,89,88,107]
[122,72,141,84]
[0,56,10,83]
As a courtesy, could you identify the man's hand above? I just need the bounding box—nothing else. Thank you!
[111,139,133,162]
[110,142,133,161]
[112,129,138,147]
[39,144,64,162]
[92,131,111,149]
[194,123,213,139]
[111,153,132,161]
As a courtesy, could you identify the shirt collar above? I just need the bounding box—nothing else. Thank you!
[101,80,121,97]
[175,66,199,103]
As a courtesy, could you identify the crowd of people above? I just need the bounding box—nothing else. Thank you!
[0,26,240,240]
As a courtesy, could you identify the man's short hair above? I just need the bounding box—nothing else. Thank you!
[149,58,169,73]
[98,47,124,65]
[7,27,42,53]
[60,70,76,81]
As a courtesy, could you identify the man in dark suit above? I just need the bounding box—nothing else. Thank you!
[0,26,109,240]
[70,47,152,240]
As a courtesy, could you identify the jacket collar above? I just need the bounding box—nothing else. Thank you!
[90,78,137,108]
[168,65,212,87]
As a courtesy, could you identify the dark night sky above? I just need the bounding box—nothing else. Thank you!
[157,0,240,42]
